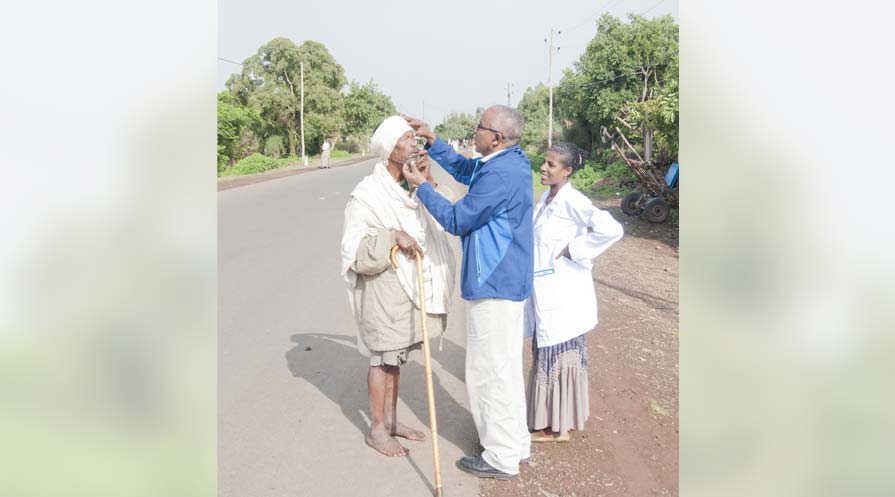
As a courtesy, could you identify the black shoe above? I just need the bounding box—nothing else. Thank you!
[456,456,517,480]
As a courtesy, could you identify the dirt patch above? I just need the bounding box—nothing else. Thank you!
[482,195,679,497]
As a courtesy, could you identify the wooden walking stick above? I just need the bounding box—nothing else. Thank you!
[390,245,444,497]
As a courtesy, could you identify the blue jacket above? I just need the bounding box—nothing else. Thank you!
[417,138,533,301]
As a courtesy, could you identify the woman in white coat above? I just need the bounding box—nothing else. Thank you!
[525,142,623,442]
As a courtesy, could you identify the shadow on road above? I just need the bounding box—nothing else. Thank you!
[285,333,479,457]
[594,277,678,311]
[429,334,466,385]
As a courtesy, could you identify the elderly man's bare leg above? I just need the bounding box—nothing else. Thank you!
[385,367,426,441]
[366,365,408,456]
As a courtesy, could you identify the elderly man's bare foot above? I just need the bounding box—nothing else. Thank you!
[366,429,409,457]
[392,422,426,441]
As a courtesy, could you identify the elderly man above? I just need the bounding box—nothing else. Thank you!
[402,105,533,479]
[340,116,457,457]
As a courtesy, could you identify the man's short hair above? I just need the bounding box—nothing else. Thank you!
[489,105,524,146]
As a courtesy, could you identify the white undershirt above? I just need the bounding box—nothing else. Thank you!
[479,147,510,163]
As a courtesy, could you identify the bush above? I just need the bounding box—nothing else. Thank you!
[335,139,360,154]
[237,128,261,160]
[330,149,350,159]
[220,153,281,177]
[277,156,301,167]
[604,160,629,180]
[592,148,617,166]
[527,152,544,174]
[263,135,286,159]
[217,144,229,174]
[570,163,602,191]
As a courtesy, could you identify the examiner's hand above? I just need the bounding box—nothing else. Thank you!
[402,161,428,187]
[415,150,436,185]
[402,115,435,145]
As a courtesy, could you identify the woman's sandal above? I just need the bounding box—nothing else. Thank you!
[530,431,571,443]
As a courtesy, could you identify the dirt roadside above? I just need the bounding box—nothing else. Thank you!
[482,196,679,497]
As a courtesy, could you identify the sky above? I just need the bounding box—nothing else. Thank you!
[218,0,678,126]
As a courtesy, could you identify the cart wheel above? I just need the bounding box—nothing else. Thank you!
[642,197,669,223]
[621,192,643,216]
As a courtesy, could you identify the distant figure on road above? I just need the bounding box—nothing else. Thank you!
[321,140,332,168]
[402,106,533,480]
[524,142,623,443]
[340,116,457,457]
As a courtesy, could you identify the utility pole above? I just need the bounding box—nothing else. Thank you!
[547,29,554,147]
[300,62,307,167]
[506,83,512,106]
[422,99,425,121]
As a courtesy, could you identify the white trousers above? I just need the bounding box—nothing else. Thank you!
[465,298,531,474]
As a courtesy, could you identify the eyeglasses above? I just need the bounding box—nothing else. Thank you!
[476,123,502,136]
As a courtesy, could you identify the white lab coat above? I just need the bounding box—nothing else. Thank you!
[524,183,623,348]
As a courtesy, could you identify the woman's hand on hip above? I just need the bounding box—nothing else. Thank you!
[555,245,571,260]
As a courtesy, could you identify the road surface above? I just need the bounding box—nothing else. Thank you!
[219,158,481,497]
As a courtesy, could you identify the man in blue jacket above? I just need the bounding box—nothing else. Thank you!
[403,106,533,480]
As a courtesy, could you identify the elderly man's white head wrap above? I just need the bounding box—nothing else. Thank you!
[370,116,413,160]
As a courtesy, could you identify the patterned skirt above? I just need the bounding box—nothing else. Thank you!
[526,333,589,435]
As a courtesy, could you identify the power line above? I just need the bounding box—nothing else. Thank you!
[217,57,243,66]
[561,0,673,35]
[558,48,678,89]
[563,0,626,33]
[641,0,669,16]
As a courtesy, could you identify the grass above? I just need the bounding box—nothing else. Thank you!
[532,171,548,198]
[219,154,299,177]
[218,151,362,177]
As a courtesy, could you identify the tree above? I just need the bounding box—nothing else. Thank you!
[557,14,678,161]
[434,112,478,141]
[517,83,563,153]
[226,38,347,157]
[217,91,262,171]
[625,55,678,162]
[298,40,347,154]
[342,80,397,153]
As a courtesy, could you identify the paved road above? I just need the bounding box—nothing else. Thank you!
[219,158,483,497]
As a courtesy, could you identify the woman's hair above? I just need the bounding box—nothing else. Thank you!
[548,142,587,176]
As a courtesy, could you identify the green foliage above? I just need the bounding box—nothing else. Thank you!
[218,38,404,178]
[532,170,548,198]
[220,154,301,176]
[335,138,360,153]
[604,160,629,180]
[217,92,262,170]
[517,84,562,153]
[626,59,679,161]
[587,159,634,195]
[263,135,286,158]
[556,13,678,159]
[221,153,282,176]
[226,38,347,157]
[527,152,545,174]
[434,112,477,141]
[342,80,397,151]
[570,163,602,191]
[330,150,350,159]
